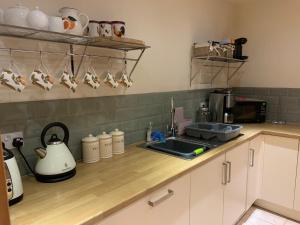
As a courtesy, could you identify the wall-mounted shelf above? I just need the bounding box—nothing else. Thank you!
[190,47,247,87]
[0,23,150,79]
[0,23,149,51]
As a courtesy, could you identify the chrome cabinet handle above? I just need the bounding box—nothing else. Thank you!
[222,162,228,185]
[148,189,174,207]
[226,161,232,183]
[249,148,255,167]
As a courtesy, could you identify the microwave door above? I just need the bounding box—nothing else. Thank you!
[233,102,265,123]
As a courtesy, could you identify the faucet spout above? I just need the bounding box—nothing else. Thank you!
[170,97,176,137]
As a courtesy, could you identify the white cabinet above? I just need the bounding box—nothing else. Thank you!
[246,135,264,209]
[261,136,299,209]
[190,153,225,225]
[191,142,249,225]
[294,147,300,211]
[96,174,190,225]
[95,195,147,225]
[223,141,249,225]
[146,174,190,225]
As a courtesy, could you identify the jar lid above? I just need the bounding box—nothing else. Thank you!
[82,134,98,142]
[111,21,125,25]
[97,132,112,139]
[110,128,124,136]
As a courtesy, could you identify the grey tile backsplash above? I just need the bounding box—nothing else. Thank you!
[233,87,300,123]
[0,89,210,175]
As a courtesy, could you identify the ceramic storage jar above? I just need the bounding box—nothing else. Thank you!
[110,129,125,155]
[82,134,100,163]
[98,132,113,158]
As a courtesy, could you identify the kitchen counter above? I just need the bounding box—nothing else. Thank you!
[9,123,300,225]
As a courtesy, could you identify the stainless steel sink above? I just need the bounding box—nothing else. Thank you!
[144,137,220,160]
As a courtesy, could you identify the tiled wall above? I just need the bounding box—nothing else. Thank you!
[0,89,210,175]
[233,87,300,123]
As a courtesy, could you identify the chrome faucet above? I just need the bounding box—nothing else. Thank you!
[169,97,177,137]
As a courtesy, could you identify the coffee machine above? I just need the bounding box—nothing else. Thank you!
[209,89,235,124]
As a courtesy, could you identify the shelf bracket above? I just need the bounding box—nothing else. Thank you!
[227,61,246,82]
[70,45,75,75]
[129,48,145,78]
[190,55,247,87]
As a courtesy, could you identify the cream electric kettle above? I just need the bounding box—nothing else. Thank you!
[34,122,76,183]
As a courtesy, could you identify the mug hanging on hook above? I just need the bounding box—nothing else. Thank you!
[118,59,133,88]
[103,57,118,88]
[82,57,100,89]
[30,51,54,91]
[59,53,78,92]
[0,49,26,92]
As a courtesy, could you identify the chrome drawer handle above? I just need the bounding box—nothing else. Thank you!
[148,189,174,207]
[249,148,255,167]
[226,161,231,183]
[222,162,228,185]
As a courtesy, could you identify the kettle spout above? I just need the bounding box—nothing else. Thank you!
[34,147,47,159]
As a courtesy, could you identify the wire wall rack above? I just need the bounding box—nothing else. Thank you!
[190,48,247,87]
[0,23,150,78]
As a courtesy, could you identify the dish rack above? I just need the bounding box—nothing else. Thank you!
[190,43,247,87]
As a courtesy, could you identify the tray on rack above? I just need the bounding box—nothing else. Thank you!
[185,122,243,142]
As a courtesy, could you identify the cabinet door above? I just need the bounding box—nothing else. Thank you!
[146,174,190,225]
[95,196,148,225]
[246,135,264,209]
[293,145,300,211]
[223,141,249,225]
[190,153,225,225]
[96,174,190,225]
[262,136,299,209]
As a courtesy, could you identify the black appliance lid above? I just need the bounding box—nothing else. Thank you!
[48,134,63,145]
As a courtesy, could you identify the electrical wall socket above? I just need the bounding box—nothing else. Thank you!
[1,131,23,150]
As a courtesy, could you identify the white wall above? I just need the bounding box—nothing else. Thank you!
[231,0,300,88]
[0,0,234,102]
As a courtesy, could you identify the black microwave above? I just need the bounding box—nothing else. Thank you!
[233,97,267,123]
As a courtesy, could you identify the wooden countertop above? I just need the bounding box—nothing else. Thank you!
[9,123,300,225]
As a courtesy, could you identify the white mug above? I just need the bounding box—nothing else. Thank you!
[0,69,26,92]
[48,16,68,33]
[99,21,112,37]
[30,69,54,91]
[88,21,99,37]
[60,70,78,92]
[103,72,118,88]
[118,73,133,88]
[111,21,126,38]
[83,71,100,89]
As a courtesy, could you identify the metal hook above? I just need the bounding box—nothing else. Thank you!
[107,56,112,72]
[9,48,13,69]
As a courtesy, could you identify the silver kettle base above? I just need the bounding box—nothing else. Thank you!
[35,168,76,183]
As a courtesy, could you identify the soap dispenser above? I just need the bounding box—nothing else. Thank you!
[146,122,152,142]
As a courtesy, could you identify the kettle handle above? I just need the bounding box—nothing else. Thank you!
[41,122,69,148]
